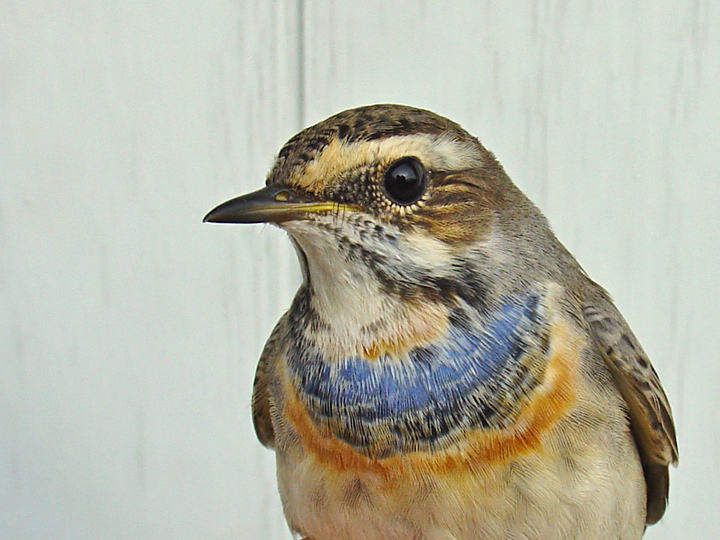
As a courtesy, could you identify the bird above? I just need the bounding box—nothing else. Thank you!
[204,104,678,540]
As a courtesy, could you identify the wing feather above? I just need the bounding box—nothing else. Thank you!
[251,315,288,448]
[582,288,678,524]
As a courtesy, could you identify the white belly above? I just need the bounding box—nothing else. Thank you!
[275,419,646,540]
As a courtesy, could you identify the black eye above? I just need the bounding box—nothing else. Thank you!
[383,157,427,206]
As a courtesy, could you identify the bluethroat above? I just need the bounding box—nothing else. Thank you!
[205,104,677,540]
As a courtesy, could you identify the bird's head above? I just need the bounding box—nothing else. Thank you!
[205,105,558,350]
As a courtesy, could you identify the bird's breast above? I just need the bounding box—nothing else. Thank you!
[283,287,582,467]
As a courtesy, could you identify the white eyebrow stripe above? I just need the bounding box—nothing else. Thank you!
[293,133,482,191]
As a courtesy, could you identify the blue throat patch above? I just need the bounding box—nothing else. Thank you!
[287,293,550,457]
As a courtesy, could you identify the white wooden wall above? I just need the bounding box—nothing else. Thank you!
[1,2,718,539]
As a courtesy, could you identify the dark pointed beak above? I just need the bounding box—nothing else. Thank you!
[203,185,353,224]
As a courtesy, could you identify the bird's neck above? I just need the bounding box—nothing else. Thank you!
[296,280,449,361]
[295,228,447,358]
[307,260,399,349]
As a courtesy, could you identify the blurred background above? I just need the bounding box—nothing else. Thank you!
[1,1,718,539]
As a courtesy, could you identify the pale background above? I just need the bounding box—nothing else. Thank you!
[1,2,718,539]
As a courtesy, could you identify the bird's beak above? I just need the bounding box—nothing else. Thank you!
[203,185,353,224]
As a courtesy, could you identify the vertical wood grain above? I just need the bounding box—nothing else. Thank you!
[0,1,300,539]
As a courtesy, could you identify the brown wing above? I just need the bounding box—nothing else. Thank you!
[251,315,288,448]
[582,288,678,525]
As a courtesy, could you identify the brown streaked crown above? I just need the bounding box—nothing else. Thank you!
[268,104,473,184]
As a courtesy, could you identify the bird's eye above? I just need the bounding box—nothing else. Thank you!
[383,157,427,206]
